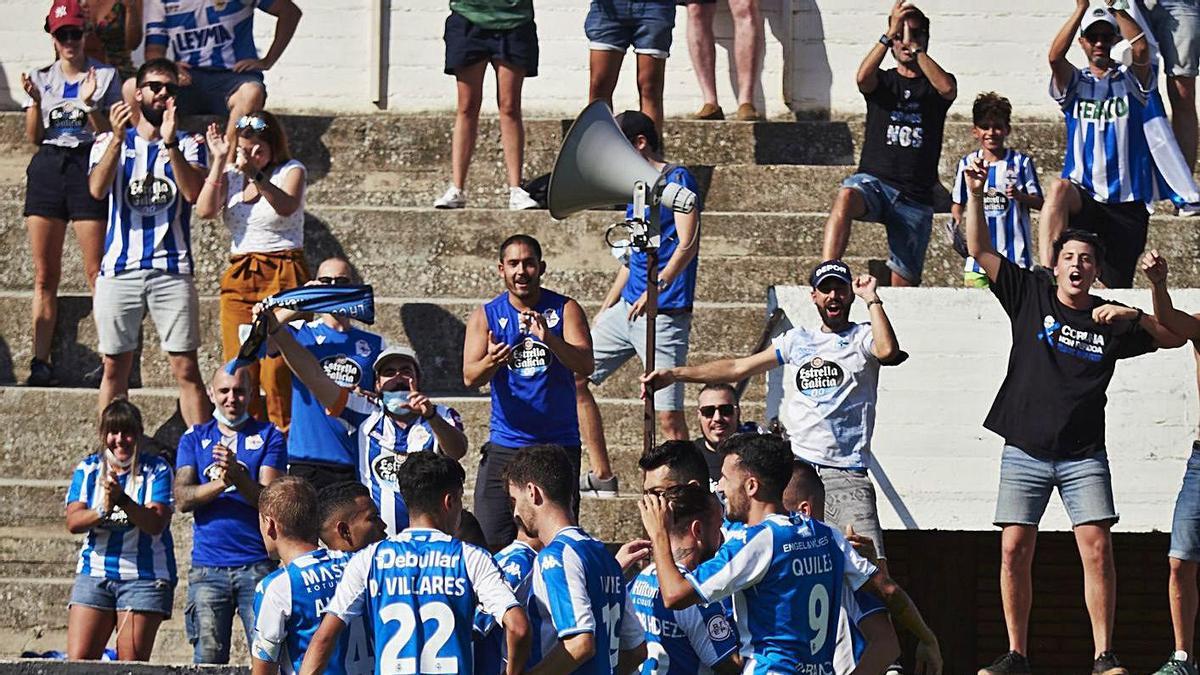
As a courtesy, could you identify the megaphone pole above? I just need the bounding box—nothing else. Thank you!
[642,191,659,457]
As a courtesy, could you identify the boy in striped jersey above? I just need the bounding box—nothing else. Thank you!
[474,519,542,674]
[253,476,371,675]
[950,92,1044,288]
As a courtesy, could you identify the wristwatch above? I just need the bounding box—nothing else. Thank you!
[253,171,266,183]
[866,299,884,308]
[879,34,893,47]
[162,139,179,150]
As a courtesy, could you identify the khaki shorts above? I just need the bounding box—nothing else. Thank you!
[94,269,200,355]
[816,465,887,559]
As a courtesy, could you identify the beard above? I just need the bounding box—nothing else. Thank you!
[140,101,164,127]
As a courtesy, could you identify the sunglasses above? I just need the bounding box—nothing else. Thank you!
[236,116,268,132]
[1082,31,1116,43]
[54,27,84,42]
[699,403,737,418]
[317,275,351,285]
[140,81,179,96]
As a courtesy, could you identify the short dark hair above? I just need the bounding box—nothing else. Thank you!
[698,383,738,400]
[972,91,1012,128]
[317,481,372,527]
[905,8,931,37]
[136,58,178,85]
[455,509,488,548]
[661,482,720,535]
[499,234,543,262]
[99,398,144,441]
[783,461,825,512]
[1052,228,1106,266]
[503,444,573,508]
[259,476,321,542]
[396,452,466,517]
[638,440,710,487]
[615,110,661,154]
[722,433,792,502]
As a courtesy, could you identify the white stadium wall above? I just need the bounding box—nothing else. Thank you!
[0,0,1138,118]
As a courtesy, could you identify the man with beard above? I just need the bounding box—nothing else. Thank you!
[960,156,1185,675]
[693,383,743,490]
[265,309,467,536]
[463,234,594,550]
[643,260,904,577]
[88,58,209,425]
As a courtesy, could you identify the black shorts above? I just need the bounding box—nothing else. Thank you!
[1067,183,1150,288]
[288,459,358,493]
[24,143,107,221]
[444,11,539,77]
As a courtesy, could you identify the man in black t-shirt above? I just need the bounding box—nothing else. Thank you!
[693,383,740,490]
[821,1,955,287]
[961,156,1186,675]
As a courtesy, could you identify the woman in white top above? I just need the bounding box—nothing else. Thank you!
[195,111,308,430]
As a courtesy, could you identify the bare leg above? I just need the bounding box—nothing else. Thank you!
[168,351,211,427]
[589,49,625,107]
[223,82,267,162]
[494,61,527,189]
[658,410,688,440]
[891,270,915,287]
[72,219,104,293]
[727,0,763,107]
[451,61,488,190]
[67,604,115,660]
[1038,178,1083,268]
[1075,522,1117,656]
[575,374,614,480]
[686,2,719,108]
[1169,557,1198,652]
[114,610,164,662]
[27,215,67,363]
[999,524,1037,656]
[635,53,667,132]
[822,187,868,261]
[99,352,135,418]
[1168,76,1198,172]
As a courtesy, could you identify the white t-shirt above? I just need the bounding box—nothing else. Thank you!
[222,160,306,254]
[773,323,880,469]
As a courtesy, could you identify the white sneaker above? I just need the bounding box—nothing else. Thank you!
[509,186,539,210]
[1179,202,1200,217]
[434,184,466,209]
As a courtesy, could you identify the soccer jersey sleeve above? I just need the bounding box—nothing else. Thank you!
[952,156,968,205]
[618,593,646,649]
[147,459,174,507]
[830,527,877,591]
[464,544,520,626]
[685,524,775,605]
[98,67,121,110]
[262,427,288,472]
[181,133,207,169]
[251,570,292,663]
[533,544,596,637]
[678,602,738,667]
[327,387,378,426]
[326,543,377,624]
[1050,69,1081,109]
[852,588,887,622]
[1022,155,1043,198]
[67,460,89,504]
[143,0,168,50]
[88,131,113,172]
[175,428,199,474]
[771,328,798,367]
[438,405,465,431]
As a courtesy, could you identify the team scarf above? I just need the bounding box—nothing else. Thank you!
[225,284,376,374]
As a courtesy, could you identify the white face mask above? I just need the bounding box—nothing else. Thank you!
[105,448,135,469]
[214,409,250,429]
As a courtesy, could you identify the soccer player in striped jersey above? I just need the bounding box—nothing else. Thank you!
[504,444,648,674]
[316,481,387,554]
[1040,2,1158,287]
[474,519,543,674]
[252,477,371,675]
[950,92,1044,288]
[300,452,531,675]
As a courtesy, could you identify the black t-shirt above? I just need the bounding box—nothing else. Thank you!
[984,259,1156,458]
[694,437,724,490]
[856,69,953,206]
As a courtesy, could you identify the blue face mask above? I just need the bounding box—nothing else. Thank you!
[381,390,412,416]
[213,409,250,429]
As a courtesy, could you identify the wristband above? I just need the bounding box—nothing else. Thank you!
[78,101,95,114]
[1135,307,1145,322]
[95,504,107,520]
[253,171,266,183]
[421,407,436,421]
[879,34,893,47]
[866,299,884,308]
[163,139,179,150]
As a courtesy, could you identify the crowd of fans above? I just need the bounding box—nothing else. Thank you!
[17,0,1200,673]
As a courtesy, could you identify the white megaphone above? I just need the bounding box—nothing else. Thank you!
[547,101,697,221]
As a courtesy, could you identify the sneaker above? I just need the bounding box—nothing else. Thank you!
[1179,202,1200,217]
[433,184,466,209]
[735,102,761,121]
[1092,651,1129,675]
[1153,654,1199,675]
[693,103,725,120]
[884,662,905,674]
[579,471,619,498]
[978,650,1030,675]
[508,186,539,210]
[26,358,58,387]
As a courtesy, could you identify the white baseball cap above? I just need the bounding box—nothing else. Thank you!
[1079,7,1118,37]
[373,345,420,375]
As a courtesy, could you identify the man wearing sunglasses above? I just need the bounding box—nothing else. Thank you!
[693,384,744,491]
[88,57,211,427]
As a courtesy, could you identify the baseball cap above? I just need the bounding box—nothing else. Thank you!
[1079,7,1118,37]
[810,260,853,287]
[373,345,420,375]
[45,0,85,34]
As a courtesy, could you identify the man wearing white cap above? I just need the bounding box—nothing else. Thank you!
[265,312,467,536]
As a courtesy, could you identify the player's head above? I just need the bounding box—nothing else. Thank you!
[718,433,792,522]
[810,260,854,330]
[209,366,251,427]
[1052,228,1105,296]
[1078,7,1119,68]
[396,452,467,534]
[662,483,725,564]
[134,58,179,122]
[503,444,575,539]
[318,481,387,551]
[258,476,321,558]
[697,384,740,449]
[971,92,1012,152]
[639,440,710,495]
[616,110,662,159]
[455,509,488,549]
[99,397,143,464]
[782,461,826,520]
[498,234,545,300]
[890,6,930,65]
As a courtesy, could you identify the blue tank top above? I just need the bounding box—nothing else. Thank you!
[483,290,580,447]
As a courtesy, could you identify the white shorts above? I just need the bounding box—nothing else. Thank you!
[94,269,201,355]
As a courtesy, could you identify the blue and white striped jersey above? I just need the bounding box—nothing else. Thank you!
[629,563,739,675]
[144,0,274,70]
[686,513,876,674]
[325,528,520,675]
[329,389,464,536]
[24,58,121,148]
[1052,66,1156,205]
[252,548,372,675]
[474,540,538,674]
[89,128,206,277]
[66,453,176,582]
[952,149,1042,274]
[529,526,646,673]
[833,586,888,675]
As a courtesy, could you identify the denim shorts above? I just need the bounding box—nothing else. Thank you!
[175,68,266,117]
[994,445,1119,527]
[1170,441,1200,560]
[816,466,886,559]
[585,0,676,58]
[1147,0,1200,77]
[589,299,691,411]
[841,172,934,284]
[69,574,175,618]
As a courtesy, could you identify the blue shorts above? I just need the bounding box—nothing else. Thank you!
[1170,441,1200,561]
[585,0,676,58]
[994,445,1119,527]
[444,11,539,77]
[589,300,691,411]
[841,172,934,284]
[69,574,175,618]
[1147,0,1200,77]
[175,68,266,117]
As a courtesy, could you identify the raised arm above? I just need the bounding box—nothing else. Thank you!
[160,100,204,203]
[638,494,703,610]
[859,1,913,93]
[194,123,229,220]
[641,348,779,398]
[852,275,901,363]
[89,104,133,199]
[1144,251,1200,341]
[263,311,345,409]
[21,73,43,146]
[463,307,513,388]
[1050,0,1089,92]
[915,50,956,101]
[1112,4,1152,87]
[962,155,1003,282]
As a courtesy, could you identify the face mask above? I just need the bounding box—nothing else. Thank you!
[214,409,250,429]
[381,390,413,416]
[105,448,134,469]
